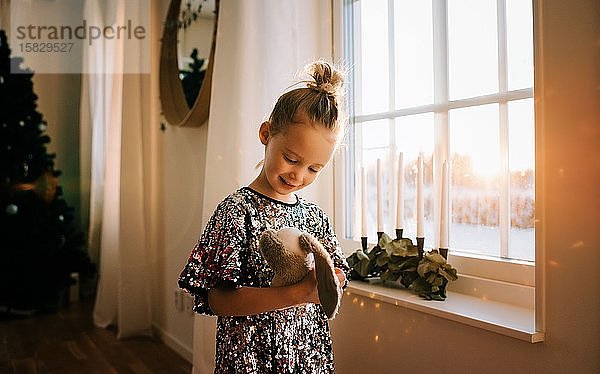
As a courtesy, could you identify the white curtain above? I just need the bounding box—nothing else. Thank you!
[80,0,152,339]
[192,0,333,372]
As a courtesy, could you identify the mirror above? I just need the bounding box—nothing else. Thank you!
[159,0,219,127]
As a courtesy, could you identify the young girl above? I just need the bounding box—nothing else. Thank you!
[178,60,350,373]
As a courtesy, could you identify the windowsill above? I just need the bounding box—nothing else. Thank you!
[346,279,545,343]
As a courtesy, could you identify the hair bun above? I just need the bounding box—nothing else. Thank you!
[305,61,344,96]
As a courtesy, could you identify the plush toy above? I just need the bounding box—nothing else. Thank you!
[259,227,342,319]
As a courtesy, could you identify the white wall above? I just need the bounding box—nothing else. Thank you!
[154,123,208,360]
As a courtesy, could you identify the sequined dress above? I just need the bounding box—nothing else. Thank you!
[178,187,350,373]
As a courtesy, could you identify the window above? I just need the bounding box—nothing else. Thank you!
[341,0,534,270]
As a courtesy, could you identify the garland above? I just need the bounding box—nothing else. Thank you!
[347,233,458,300]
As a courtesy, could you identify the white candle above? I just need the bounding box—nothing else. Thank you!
[396,152,404,229]
[440,160,449,248]
[416,154,424,237]
[377,159,383,232]
[361,166,367,237]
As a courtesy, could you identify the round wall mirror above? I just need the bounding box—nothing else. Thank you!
[159,0,219,127]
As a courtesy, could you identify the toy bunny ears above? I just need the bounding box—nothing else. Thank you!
[299,232,342,319]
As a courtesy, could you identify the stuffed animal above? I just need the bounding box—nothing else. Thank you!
[259,227,342,319]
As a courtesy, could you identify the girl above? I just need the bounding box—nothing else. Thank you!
[178,61,350,373]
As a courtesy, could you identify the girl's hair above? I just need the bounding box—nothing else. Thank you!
[268,60,347,140]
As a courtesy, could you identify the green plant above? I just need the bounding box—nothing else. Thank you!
[346,233,458,300]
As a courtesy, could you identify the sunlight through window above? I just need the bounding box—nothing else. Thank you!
[346,0,535,262]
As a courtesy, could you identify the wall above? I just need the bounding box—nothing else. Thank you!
[154,122,208,360]
[329,0,600,373]
[148,0,206,361]
[33,74,83,230]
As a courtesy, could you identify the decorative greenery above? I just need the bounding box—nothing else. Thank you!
[347,233,458,300]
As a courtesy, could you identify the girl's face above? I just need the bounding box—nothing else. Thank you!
[253,112,338,202]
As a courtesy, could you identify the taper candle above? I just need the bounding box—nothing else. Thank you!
[396,152,404,229]
[416,154,424,237]
[377,159,383,232]
[440,160,449,248]
[361,166,367,237]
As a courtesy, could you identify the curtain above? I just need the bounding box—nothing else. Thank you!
[80,0,152,339]
[192,0,333,371]
[0,1,9,31]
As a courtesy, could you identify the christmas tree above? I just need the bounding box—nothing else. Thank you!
[180,48,206,108]
[0,30,95,314]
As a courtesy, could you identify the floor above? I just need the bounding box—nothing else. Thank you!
[0,299,192,374]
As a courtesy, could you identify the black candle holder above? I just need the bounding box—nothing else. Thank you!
[395,228,403,240]
[361,236,368,253]
[347,230,458,301]
[416,237,425,259]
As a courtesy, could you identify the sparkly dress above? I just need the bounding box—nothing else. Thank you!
[178,187,350,373]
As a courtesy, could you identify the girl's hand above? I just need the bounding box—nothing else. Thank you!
[299,268,346,305]
[299,268,320,304]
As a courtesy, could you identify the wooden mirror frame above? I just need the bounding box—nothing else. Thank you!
[159,0,218,127]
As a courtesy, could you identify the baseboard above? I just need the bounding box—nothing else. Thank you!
[152,323,193,363]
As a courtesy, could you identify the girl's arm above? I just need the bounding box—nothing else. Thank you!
[208,269,319,316]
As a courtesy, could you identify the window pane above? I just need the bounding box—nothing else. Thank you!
[394,0,434,108]
[360,120,390,149]
[508,99,535,261]
[356,119,392,240]
[448,0,498,100]
[394,114,434,247]
[506,0,534,90]
[359,0,389,115]
[449,104,500,256]
[361,148,391,240]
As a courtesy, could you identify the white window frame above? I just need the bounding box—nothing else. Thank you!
[332,0,543,326]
